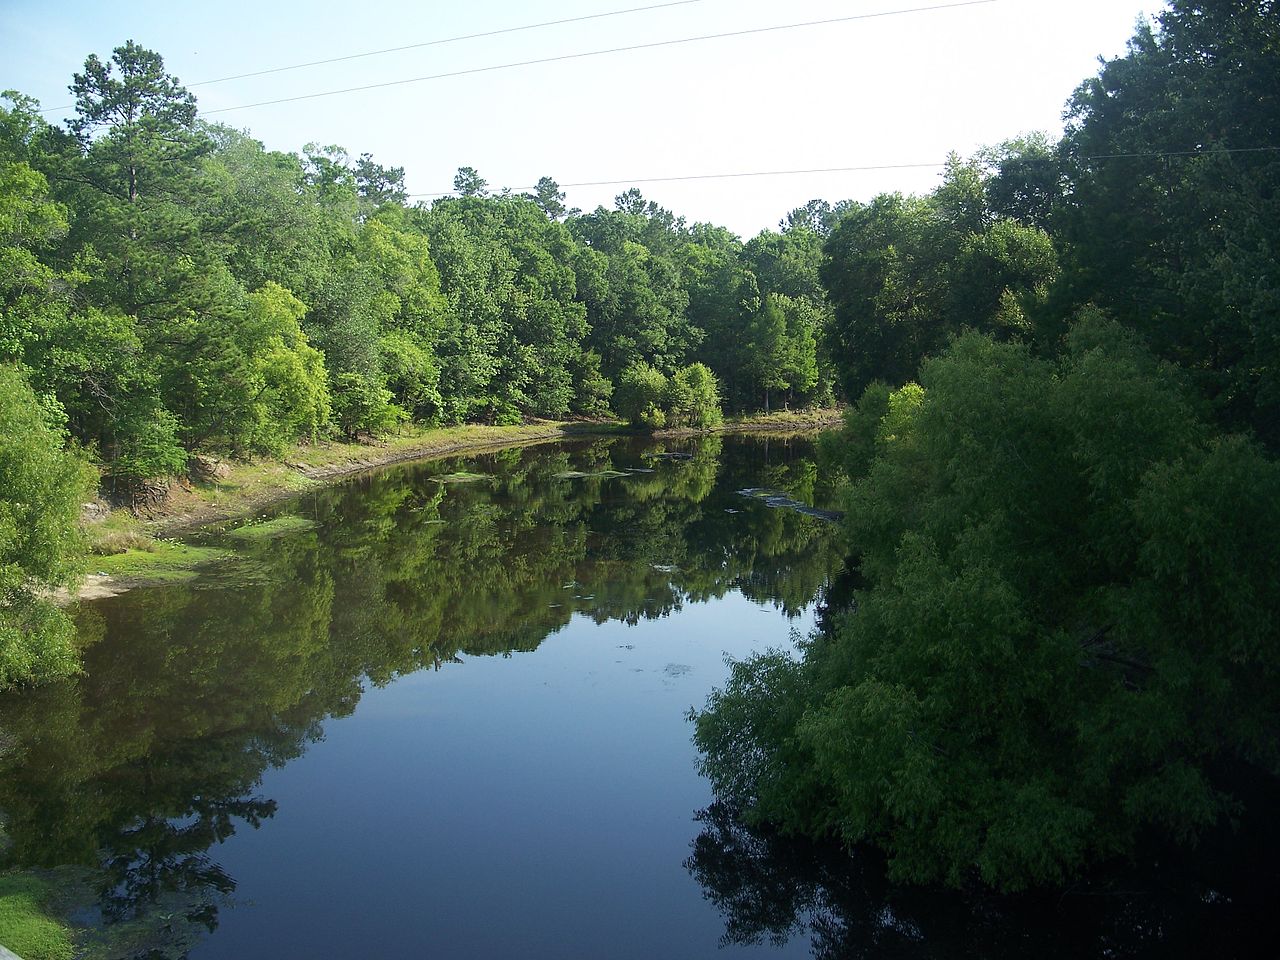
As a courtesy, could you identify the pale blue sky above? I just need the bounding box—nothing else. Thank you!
[3,0,1161,236]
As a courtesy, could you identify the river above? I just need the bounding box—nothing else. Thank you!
[0,434,841,959]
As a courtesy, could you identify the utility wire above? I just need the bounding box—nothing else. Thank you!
[39,0,714,114]
[42,1,716,116]
[201,0,998,116]
[405,147,1280,199]
[408,162,949,198]
[1062,146,1280,161]
[189,0,711,86]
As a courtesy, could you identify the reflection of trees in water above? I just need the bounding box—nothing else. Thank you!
[686,796,1279,960]
[320,433,838,670]
[0,534,337,958]
[0,435,838,957]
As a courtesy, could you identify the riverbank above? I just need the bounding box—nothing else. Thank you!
[73,409,843,601]
[121,421,610,534]
[0,870,73,960]
[662,406,845,438]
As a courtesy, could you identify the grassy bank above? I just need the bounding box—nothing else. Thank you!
[719,407,845,434]
[0,872,75,960]
[133,420,610,532]
[81,421,596,546]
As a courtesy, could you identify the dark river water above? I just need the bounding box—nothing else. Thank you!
[0,434,841,959]
[2,433,1275,960]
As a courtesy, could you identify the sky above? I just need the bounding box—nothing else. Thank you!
[3,0,1164,237]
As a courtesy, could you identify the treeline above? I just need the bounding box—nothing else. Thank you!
[1,42,836,489]
[695,0,1280,895]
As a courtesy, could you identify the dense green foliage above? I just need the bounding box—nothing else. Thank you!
[1058,0,1280,447]
[695,0,1280,893]
[0,365,91,690]
[613,360,724,430]
[821,157,1058,402]
[698,321,1280,890]
[666,362,725,429]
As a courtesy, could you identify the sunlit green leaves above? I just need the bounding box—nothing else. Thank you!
[0,365,93,689]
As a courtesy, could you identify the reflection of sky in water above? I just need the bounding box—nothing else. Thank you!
[196,595,814,960]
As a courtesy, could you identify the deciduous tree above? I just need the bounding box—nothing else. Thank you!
[0,365,93,689]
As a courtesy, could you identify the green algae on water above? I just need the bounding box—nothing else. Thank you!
[91,541,231,584]
[225,515,317,540]
[430,472,492,484]
[553,469,630,480]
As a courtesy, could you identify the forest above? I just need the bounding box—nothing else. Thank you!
[1,0,1278,900]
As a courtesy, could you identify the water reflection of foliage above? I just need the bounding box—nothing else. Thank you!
[686,798,1278,959]
[0,435,837,956]
[317,434,837,671]
[0,531,338,956]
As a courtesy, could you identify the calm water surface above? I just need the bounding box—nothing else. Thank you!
[8,434,1270,959]
[0,435,840,959]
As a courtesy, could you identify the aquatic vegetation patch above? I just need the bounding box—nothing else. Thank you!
[553,469,631,480]
[430,472,492,484]
[735,488,844,522]
[225,515,318,540]
[90,541,231,584]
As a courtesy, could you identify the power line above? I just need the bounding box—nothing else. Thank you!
[39,0,714,114]
[408,162,950,198]
[405,146,1280,199]
[189,0,711,86]
[201,0,998,116]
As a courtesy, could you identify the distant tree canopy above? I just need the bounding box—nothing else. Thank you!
[821,157,1057,403]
